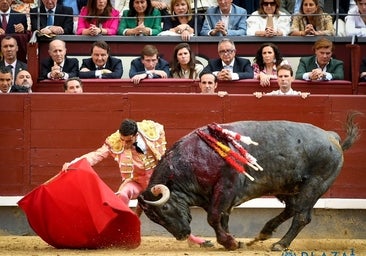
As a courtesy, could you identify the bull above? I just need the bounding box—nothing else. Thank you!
[138,113,360,251]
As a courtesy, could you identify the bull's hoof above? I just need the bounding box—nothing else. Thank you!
[271,242,287,251]
[238,241,245,248]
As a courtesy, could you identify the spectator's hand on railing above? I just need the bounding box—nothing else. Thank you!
[49,26,64,35]
[152,70,168,78]
[0,28,5,35]
[259,72,271,87]
[14,23,24,33]
[217,69,232,81]
[132,74,148,85]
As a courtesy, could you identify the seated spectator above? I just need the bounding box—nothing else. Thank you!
[360,58,366,82]
[252,42,288,87]
[202,38,254,81]
[160,0,203,40]
[40,39,79,80]
[290,0,334,36]
[64,77,84,93]
[77,0,120,35]
[118,0,162,36]
[170,43,203,79]
[254,64,310,98]
[129,44,170,84]
[199,0,247,36]
[30,0,74,35]
[80,41,123,79]
[0,36,27,80]
[199,72,227,97]
[280,0,324,14]
[233,0,259,15]
[0,67,12,93]
[0,0,27,35]
[246,0,291,36]
[11,70,33,93]
[345,0,366,37]
[295,37,344,80]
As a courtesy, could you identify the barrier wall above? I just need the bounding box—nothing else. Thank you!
[0,93,365,199]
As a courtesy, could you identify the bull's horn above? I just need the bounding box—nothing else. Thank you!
[143,184,170,206]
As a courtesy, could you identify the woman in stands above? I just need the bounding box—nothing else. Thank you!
[252,43,288,87]
[170,43,203,79]
[290,0,334,36]
[118,0,162,36]
[160,0,203,41]
[246,0,291,36]
[76,0,120,35]
[345,0,366,37]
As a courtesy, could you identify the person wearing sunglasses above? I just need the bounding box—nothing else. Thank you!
[246,0,291,36]
[202,38,253,81]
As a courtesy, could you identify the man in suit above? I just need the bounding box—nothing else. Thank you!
[200,0,247,36]
[129,44,170,85]
[80,40,123,79]
[203,38,254,81]
[0,36,27,80]
[11,70,33,93]
[30,0,74,35]
[39,39,79,80]
[295,38,344,81]
[0,0,27,35]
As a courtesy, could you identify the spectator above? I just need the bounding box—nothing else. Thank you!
[0,66,12,93]
[199,0,247,36]
[199,72,228,97]
[233,0,259,15]
[254,64,310,98]
[129,44,170,84]
[160,0,203,40]
[295,37,344,80]
[170,43,203,79]
[64,77,84,93]
[0,0,27,35]
[118,0,162,36]
[11,70,33,93]
[246,0,291,36]
[360,58,366,82]
[280,0,323,14]
[76,0,120,35]
[252,42,288,87]
[80,40,123,79]
[290,0,334,36]
[202,38,254,81]
[30,0,74,35]
[345,0,366,37]
[40,39,79,80]
[0,36,27,80]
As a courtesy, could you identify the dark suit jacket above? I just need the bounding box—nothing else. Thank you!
[360,58,366,82]
[39,57,79,80]
[30,4,74,34]
[10,85,29,93]
[79,57,123,79]
[1,10,27,34]
[0,60,27,80]
[129,57,170,78]
[295,55,344,80]
[203,57,254,80]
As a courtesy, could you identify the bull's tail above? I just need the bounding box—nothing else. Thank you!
[341,111,362,151]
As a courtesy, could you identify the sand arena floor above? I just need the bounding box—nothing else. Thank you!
[0,236,364,256]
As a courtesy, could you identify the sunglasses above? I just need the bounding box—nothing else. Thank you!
[262,2,276,6]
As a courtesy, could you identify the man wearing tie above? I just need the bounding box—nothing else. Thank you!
[30,0,74,35]
[39,39,79,80]
[0,36,27,80]
[202,38,253,81]
[0,0,27,35]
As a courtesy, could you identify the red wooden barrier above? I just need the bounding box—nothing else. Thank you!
[0,93,365,198]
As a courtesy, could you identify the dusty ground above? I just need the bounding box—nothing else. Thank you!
[0,236,364,256]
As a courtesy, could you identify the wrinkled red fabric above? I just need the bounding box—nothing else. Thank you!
[18,158,141,249]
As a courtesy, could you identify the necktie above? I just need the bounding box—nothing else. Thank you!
[47,10,54,26]
[2,14,7,31]
[266,14,273,29]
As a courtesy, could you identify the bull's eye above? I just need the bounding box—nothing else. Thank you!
[161,204,169,211]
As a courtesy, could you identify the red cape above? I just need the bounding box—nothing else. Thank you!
[18,158,141,249]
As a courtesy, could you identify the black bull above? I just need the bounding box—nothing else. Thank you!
[138,113,360,251]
